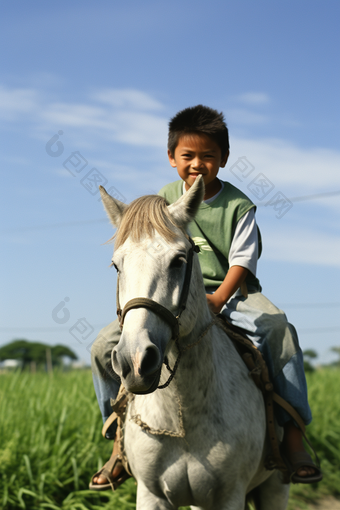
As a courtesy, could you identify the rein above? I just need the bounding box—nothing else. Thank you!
[115,237,207,389]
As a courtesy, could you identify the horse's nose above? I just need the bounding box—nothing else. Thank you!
[140,344,161,377]
[111,338,162,381]
[112,347,131,379]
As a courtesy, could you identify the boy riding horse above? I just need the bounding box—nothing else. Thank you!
[90,105,322,490]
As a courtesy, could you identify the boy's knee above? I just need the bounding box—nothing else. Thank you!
[272,317,300,352]
[91,332,107,360]
[91,320,121,365]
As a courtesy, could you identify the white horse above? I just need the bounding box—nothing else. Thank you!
[99,175,290,510]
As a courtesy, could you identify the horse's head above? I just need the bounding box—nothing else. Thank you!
[100,176,205,394]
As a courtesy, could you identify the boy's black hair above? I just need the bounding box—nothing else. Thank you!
[168,105,229,158]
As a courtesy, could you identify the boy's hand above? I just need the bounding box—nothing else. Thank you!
[206,294,225,314]
[206,266,249,314]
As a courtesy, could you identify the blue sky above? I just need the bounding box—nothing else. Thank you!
[1,0,339,366]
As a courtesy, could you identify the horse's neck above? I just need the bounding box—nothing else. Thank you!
[160,265,238,409]
[132,266,245,434]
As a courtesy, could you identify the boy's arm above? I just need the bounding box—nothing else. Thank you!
[206,209,258,314]
[206,266,248,314]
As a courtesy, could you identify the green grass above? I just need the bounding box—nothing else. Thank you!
[288,369,340,509]
[0,368,339,509]
[0,370,136,509]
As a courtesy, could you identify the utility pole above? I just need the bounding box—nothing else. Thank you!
[46,348,53,375]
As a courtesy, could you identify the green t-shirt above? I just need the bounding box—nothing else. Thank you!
[158,179,261,290]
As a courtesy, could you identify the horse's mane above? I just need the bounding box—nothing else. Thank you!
[114,195,183,248]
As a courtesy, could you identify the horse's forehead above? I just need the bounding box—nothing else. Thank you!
[116,235,189,262]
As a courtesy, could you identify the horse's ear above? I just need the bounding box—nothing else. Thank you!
[99,186,128,228]
[168,174,204,227]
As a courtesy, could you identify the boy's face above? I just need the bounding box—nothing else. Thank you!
[168,133,229,198]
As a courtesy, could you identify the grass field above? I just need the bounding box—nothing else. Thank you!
[0,368,339,510]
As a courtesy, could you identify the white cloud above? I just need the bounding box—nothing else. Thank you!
[229,136,340,195]
[235,92,271,105]
[39,102,167,147]
[92,88,163,111]
[41,103,107,127]
[0,85,40,120]
[113,111,167,146]
[7,86,169,148]
[1,82,340,202]
[262,225,340,267]
[228,108,270,125]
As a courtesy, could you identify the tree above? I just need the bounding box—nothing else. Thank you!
[330,346,340,365]
[0,339,78,370]
[303,349,318,373]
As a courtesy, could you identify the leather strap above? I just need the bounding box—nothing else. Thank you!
[120,297,179,339]
[102,411,119,438]
[272,393,305,433]
[102,391,129,438]
[240,351,286,471]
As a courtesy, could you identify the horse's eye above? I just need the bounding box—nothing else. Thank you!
[170,255,187,269]
[110,261,119,272]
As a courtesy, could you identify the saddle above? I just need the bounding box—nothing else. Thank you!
[102,315,319,484]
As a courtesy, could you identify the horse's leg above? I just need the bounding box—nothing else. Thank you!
[190,501,246,510]
[252,471,290,510]
[136,487,247,510]
[136,482,175,510]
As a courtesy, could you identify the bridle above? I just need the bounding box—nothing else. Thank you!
[116,236,199,336]
[115,237,201,389]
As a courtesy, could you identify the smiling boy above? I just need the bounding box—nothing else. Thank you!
[90,105,321,490]
[167,129,255,316]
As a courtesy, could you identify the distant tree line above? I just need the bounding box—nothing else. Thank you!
[0,339,77,370]
[1,340,339,373]
[303,347,340,372]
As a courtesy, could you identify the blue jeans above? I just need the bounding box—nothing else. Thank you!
[213,287,312,426]
[91,319,121,439]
